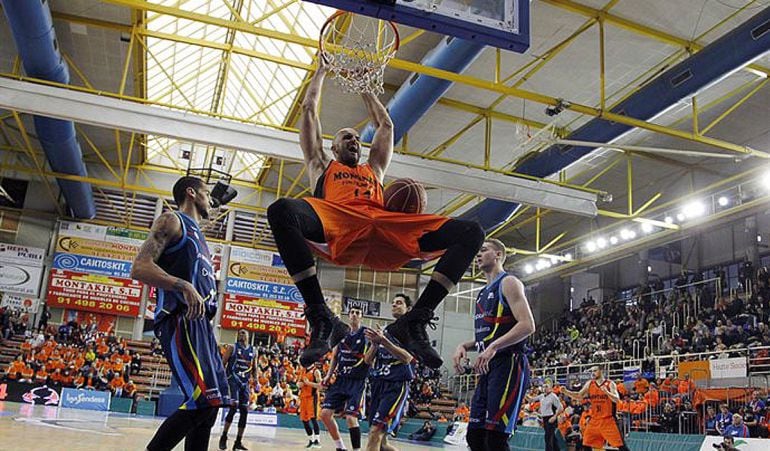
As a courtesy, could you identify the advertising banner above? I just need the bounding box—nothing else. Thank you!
[221,294,305,337]
[52,253,133,279]
[709,357,747,379]
[225,246,300,302]
[342,296,381,318]
[0,380,60,405]
[60,387,111,411]
[0,243,45,265]
[623,366,641,384]
[1,293,41,314]
[678,360,711,381]
[0,263,44,296]
[47,269,142,317]
[701,436,768,450]
[444,422,468,446]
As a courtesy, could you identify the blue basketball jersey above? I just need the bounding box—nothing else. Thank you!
[369,331,414,382]
[474,272,524,355]
[155,212,218,324]
[227,342,256,384]
[335,326,369,380]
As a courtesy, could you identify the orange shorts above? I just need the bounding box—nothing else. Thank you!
[304,198,450,270]
[299,395,319,422]
[582,416,624,449]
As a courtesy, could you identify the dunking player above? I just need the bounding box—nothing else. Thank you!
[363,294,415,451]
[452,239,536,451]
[219,329,258,451]
[299,362,324,449]
[320,307,369,451]
[131,176,232,451]
[266,57,484,368]
[562,366,630,451]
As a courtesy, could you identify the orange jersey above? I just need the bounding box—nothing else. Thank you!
[588,380,615,419]
[314,161,383,207]
[299,368,319,399]
[634,378,649,394]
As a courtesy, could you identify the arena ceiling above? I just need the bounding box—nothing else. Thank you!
[1,0,770,281]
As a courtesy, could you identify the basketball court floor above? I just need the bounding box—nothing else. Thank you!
[0,401,451,450]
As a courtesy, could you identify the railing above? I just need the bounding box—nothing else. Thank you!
[531,345,770,386]
[449,373,479,407]
[148,359,172,399]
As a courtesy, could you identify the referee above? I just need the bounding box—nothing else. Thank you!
[536,383,565,451]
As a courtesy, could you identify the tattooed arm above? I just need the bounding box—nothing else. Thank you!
[130,212,205,319]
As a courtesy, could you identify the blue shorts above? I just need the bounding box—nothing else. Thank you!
[368,378,410,433]
[228,377,250,407]
[469,352,529,434]
[321,377,366,417]
[155,314,230,410]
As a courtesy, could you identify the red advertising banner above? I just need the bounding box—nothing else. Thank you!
[221,294,305,337]
[46,269,142,317]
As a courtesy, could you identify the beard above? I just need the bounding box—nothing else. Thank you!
[197,202,210,220]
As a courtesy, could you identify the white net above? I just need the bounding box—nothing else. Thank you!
[320,12,399,95]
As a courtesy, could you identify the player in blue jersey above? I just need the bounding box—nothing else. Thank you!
[364,294,415,451]
[219,329,258,450]
[452,239,536,451]
[320,307,369,451]
[132,176,235,451]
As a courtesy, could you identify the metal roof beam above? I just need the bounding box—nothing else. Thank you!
[0,77,599,216]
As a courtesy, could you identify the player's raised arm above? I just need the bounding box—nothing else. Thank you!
[300,58,332,183]
[562,381,591,400]
[361,92,393,182]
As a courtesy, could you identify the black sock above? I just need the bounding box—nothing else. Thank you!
[414,279,449,312]
[311,418,320,435]
[349,426,361,449]
[303,421,313,436]
[296,275,325,306]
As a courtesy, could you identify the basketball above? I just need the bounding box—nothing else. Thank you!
[384,178,427,214]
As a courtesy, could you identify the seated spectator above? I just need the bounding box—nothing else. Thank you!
[19,364,34,383]
[454,401,470,422]
[634,374,649,394]
[408,420,436,442]
[124,379,137,401]
[60,369,74,387]
[110,373,126,398]
[130,352,142,375]
[716,404,733,436]
[705,406,719,435]
[4,356,25,381]
[723,414,750,438]
[284,398,299,415]
[34,367,48,385]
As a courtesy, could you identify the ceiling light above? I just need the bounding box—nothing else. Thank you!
[620,229,631,240]
[585,241,597,252]
[549,256,559,265]
[535,261,544,271]
[564,253,572,261]
[609,236,618,245]
[628,230,637,239]
[524,264,534,274]
[647,266,652,273]
[570,286,575,293]
[682,201,706,218]
[718,196,729,207]
[761,171,770,189]
[597,237,608,249]
[540,259,551,269]
[665,216,674,224]
[676,213,686,222]
[641,223,654,233]
[758,235,763,243]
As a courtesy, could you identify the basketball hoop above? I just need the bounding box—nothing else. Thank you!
[319,11,399,95]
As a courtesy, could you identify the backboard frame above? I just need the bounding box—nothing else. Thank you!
[304,0,530,53]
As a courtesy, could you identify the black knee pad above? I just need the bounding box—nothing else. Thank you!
[466,428,486,451]
[267,198,295,226]
[485,431,510,451]
[238,406,248,429]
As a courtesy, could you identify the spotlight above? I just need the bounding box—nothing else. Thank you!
[586,241,597,252]
[761,171,770,189]
[758,235,763,243]
[620,229,631,240]
[542,259,552,269]
[535,261,544,271]
[564,253,573,261]
[524,264,534,274]
[597,237,608,249]
[682,201,706,218]
[647,266,652,273]
[549,256,559,265]
[628,230,637,239]
[676,213,686,222]
[718,196,729,207]
[545,98,571,117]
[665,216,674,224]
[641,223,654,233]
[609,236,619,245]
[570,286,575,293]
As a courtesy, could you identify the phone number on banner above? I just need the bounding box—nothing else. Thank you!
[221,295,305,337]
[46,269,141,317]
